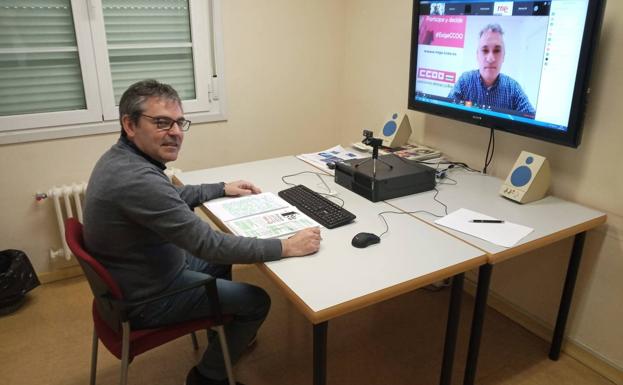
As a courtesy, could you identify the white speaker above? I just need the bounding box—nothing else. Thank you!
[378,113,412,148]
[500,151,551,204]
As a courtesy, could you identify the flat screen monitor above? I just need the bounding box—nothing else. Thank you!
[408,0,606,147]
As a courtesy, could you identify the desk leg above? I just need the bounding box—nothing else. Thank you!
[463,263,493,385]
[314,322,328,385]
[549,231,586,360]
[440,273,465,385]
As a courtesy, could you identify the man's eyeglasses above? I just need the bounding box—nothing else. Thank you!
[140,114,191,132]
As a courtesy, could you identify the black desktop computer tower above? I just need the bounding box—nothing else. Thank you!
[334,154,436,202]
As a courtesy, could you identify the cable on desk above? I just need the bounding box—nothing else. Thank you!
[437,175,457,185]
[431,186,449,216]
[281,171,345,207]
[376,186,448,238]
[381,150,483,181]
[281,166,451,236]
[418,159,480,174]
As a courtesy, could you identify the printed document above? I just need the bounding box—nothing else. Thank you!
[435,208,533,247]
[297,145,367,174]
[205,192,320,238]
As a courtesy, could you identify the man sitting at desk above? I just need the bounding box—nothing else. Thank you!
[83,79,321,385]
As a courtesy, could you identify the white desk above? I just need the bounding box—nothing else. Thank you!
[386,168,607,385]
[175,156,487,385]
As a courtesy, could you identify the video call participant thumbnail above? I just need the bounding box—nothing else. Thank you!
[448,23,536,117]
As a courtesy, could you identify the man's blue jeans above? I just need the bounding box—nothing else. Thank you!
[130,254,271,380]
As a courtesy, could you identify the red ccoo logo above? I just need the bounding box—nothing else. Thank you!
[417,68,456,84]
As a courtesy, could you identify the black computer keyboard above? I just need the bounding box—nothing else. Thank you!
[278,185,356,229]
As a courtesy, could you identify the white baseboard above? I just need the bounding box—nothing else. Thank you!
[463,278,623,385]
[38,265,83,284]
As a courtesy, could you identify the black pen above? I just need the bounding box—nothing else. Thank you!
[470,219,504,223]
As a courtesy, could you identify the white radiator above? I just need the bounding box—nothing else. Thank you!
[37,183,88,261]
[37,170,181,262]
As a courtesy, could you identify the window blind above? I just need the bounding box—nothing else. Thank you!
[0,0,223,144]
[0,0,86,116]
[102,0,196,103]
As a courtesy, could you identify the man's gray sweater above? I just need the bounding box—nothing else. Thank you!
[83,138,282,300]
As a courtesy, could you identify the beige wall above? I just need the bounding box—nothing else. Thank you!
[0,0,620,376]
[0,0,345,273]
[339,0,622,374]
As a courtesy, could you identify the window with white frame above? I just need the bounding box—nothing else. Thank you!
[0,0,226,144]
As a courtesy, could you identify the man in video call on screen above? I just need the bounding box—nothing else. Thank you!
[448,23,536,116]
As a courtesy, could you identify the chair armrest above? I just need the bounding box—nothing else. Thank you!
[124,277,218,307]
[100,276,224,324]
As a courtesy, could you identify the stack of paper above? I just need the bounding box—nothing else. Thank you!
[351,142,442,162]
[205,192,320,239]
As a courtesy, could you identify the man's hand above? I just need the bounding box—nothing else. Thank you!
[281,227,322,257]
[224,180,261,196]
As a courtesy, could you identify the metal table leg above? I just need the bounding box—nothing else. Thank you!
[440,273,465,385]
[549,232,586,360]
[314,321,328,385]
[463,264,493,385]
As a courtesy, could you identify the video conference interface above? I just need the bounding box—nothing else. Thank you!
[413,1,590,131]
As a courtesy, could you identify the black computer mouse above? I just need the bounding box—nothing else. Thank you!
[351,232,381,248]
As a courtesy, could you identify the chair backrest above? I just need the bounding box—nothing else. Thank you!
[64,217,125,331]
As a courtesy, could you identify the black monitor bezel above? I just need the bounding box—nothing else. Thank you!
[407,0,606,148]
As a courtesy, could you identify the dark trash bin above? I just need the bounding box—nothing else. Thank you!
[0,249,40,316]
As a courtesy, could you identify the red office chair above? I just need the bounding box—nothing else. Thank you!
[64,217,236,385]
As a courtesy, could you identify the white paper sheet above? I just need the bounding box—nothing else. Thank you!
[435,208,533,248]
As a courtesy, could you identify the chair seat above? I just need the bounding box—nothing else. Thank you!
[64,217,237,385]
[93,301,233,360]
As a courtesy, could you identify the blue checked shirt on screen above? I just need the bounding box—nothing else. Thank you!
[448,70,535,116]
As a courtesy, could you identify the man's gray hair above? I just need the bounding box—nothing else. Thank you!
[479,23,504,37]
[118,79,182,136]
